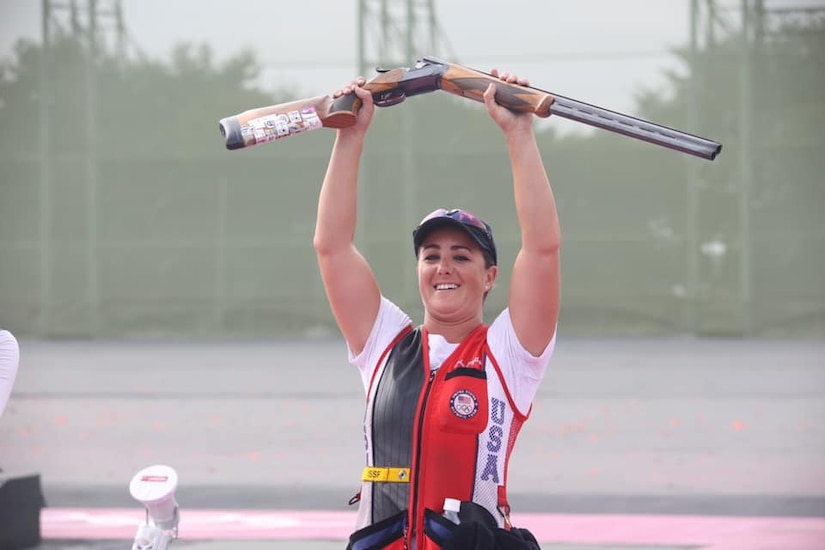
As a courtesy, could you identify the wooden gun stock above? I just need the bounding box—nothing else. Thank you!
[218,68,412,150]
[218,96,349,151]
[437,62,554,117]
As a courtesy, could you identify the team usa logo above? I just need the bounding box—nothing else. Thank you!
[450,390,479,419]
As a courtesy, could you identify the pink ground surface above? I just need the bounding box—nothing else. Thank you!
[42,508,825,549]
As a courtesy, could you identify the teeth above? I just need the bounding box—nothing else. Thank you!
[436,284,458,290]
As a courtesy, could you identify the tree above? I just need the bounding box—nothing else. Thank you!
[600,12,825,335]
[0,30,286,157]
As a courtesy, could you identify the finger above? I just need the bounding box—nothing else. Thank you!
[483,82,496,105]
[490,68,500,77]
[353,84,374,105]
[340,77,365,94]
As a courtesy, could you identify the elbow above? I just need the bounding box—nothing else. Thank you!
[546,233,562,254]
[313,219,355,257]
[522,217,561,256]
[313,234,333,257]
[539,242,561,260]
[527,233,561,257]
[313,234,352,259]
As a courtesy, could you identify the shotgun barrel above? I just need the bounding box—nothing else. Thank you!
[419,55,722,161]
[546,92,722,161]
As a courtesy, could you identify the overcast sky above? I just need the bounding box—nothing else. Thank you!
[1,0,819,127]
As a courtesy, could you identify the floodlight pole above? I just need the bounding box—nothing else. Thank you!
[85,0,101,336]
[738,0,755,335]
[39,0,53,336]
[686,0,701,335]
[356,0,452,303]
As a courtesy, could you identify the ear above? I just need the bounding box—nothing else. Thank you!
[484,265,498,290]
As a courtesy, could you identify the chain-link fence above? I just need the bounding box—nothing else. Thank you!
[1,1,822,339]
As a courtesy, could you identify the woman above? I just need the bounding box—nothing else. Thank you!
[313,69,561,549]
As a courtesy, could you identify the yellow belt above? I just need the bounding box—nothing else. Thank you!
[362,467,410,483]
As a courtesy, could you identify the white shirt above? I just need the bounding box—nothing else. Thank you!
[0,329,20,417]
[350,296,555,414]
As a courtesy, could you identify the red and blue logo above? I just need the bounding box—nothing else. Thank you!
[450,390,479,419]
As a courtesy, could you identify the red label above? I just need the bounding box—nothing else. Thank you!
[140,475,169,482]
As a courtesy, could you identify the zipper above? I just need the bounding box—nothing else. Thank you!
[407,368,436,547]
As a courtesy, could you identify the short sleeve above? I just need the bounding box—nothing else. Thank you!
[486,309,556,414]
[348,297,412,392]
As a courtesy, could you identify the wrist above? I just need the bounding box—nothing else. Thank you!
[503,125,536,147]
[336,128,367,149]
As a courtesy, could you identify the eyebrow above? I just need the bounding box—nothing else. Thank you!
[422,243,473,252]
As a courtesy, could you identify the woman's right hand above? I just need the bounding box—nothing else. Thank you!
[332,77,375,138]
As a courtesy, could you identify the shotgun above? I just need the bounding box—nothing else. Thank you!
[218,55,722,161]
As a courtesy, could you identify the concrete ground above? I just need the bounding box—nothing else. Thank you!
[2,336,824,549]
[36,542,693,550]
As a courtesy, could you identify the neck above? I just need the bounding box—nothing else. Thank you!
[423,312,483,344]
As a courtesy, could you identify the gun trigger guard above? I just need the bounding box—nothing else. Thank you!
[373,90,407,108]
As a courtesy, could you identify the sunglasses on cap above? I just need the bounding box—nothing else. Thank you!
[412,208,497,264]
[417,208,493,239]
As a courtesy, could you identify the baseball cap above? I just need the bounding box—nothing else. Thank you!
[412,208,497,265]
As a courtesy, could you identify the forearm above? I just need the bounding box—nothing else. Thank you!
[313,132,365,254]
[506,129,561,253]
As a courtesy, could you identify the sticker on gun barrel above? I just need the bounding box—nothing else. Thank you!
[242,108,322,146]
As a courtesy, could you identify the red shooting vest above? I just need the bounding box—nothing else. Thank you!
[353,324,529,548]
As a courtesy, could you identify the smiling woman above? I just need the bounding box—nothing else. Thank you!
[414,213,497,317]
[312,68,560,549]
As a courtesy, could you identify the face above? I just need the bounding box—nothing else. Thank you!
[417,226,497,321]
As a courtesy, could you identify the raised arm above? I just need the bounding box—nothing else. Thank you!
[313,81,381,355]
[483,71,561,356]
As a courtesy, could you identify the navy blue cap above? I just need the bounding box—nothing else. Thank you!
[412,208,497,265]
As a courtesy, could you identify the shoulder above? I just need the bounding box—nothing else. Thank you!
[487,309,555,376]
[349,297,411,366]
[485,310,556,415]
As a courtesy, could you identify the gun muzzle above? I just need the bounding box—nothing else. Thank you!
[219,117,245,150]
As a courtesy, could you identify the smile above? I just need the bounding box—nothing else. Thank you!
[435,283,459,290]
